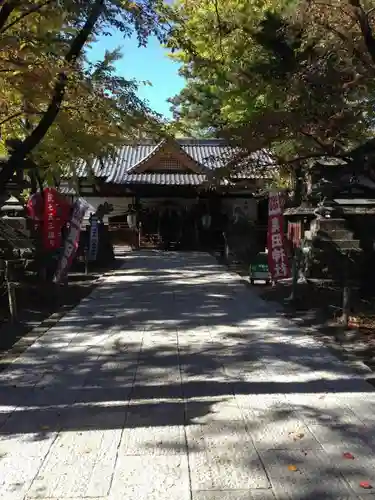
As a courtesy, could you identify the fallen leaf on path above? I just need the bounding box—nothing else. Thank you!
[360,482,372,489]
[40,426,50,431]
[343,452,355,460]
[288,465,297,471]
[290,432,305,441]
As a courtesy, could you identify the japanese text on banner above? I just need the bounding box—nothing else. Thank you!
[88,216,99,261]
[267,192,290,280]
[268,191,282,216]
[43,188,59,250]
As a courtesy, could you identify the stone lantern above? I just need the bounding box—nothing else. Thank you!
[0,195,29,234]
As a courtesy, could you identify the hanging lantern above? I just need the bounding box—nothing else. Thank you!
[201,213,212,229]
[127,212,137,229]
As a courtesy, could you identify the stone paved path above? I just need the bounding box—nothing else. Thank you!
[1,251,375,499]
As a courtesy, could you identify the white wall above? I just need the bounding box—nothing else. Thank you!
[79,196,133,223]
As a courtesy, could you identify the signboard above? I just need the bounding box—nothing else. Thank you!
[88,215,99,261]
[53,198,88,283]
[267,191,290,280]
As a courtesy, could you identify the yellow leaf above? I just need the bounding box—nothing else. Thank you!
[288,465,297,471]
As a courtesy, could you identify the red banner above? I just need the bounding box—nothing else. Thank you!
[43,188,60,250]
[287,221,302,248]
[42,188,71,251]
[267,191,291,280]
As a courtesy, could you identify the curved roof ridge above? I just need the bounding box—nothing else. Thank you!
[127,137,209,175]
[173,138,209,173]
[177,138,226,146]
[127,139,166,172]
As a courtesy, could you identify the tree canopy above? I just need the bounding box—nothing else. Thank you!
[0,0,165,193]
[164,0,375,178]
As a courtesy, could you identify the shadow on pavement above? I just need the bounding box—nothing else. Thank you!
[0,250,374,499]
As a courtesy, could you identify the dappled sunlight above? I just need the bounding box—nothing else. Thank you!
[0,250,374,498]
[236,318,285,330]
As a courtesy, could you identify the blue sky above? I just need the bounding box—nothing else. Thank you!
[89,32,185,119]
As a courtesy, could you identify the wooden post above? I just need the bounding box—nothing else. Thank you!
[40,265,47,282]
[291,254,298,300]
[286,252,298,302]
[342,285,350,327]
[84,248,88,275]
[342,252,350,327]
[222,231,229,261]
[5,261,17,323]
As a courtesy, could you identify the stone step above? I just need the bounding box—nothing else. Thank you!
[312,239,362,250]
[313,218,347,231]
[317,229,354,240]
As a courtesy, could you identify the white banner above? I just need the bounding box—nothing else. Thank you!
[54,198,89,283]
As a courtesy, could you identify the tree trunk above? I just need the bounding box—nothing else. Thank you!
[293,165,304,205]
[0,2,15,32]
[349,0,375,65]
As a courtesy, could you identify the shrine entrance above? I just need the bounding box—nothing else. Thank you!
[138,199,200,250]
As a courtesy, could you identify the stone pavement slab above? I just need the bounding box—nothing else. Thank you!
[1,251,375,499]
[110,455,190,500]
[192,492,277,500]
[27,429,120,498]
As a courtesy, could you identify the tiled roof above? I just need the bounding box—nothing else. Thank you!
[120,173,206,186]
[58,186,77,195]
[284,207,316,216]
[284,205,375,216]
[76,139,274,185]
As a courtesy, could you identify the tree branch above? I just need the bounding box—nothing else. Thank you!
[300,129,344,156]
[1,0,55,34]
[0,0,105,191]
[317,19,371,67]
[349,0,375,65]
[0,0,17,32]
[0,111,22,125]
[0,109,42,126]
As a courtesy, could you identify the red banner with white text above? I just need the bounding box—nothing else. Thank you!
[42,188,71,251]
[267,191,291,280]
